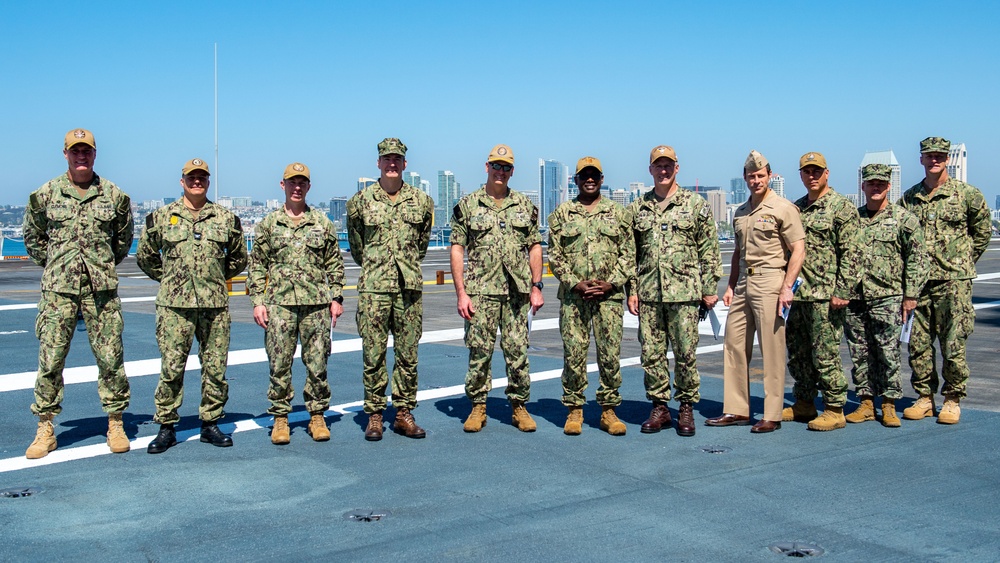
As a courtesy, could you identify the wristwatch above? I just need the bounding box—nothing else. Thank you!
[532,281,544,290]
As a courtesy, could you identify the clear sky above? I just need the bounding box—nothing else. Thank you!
[3,1,998,207]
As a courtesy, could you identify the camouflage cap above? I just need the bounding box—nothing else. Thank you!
[488,144,515,165]
[798,152,827,170]
[920,136,951,154]
[182,158,211,176]
[744,150,768,172]
[649,145,677,164]
[575,156,602,174]
[861,163,892,182]
[377,138,407,157]
[64,128,96,150]
[283,162,310,180]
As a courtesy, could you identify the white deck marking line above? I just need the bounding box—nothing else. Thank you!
[0,312,730,392]
[0,344,725,473]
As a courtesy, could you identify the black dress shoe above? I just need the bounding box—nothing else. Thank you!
[200,422,233,447]
[704,413,751,427]
[750,419,781,433]
[147,424,177,454]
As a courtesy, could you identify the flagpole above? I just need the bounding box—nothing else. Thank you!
[214,42,219,202]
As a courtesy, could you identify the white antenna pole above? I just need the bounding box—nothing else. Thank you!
[214,42,219,201]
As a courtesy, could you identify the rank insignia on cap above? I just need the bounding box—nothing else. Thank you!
[497,147,507,156]
[74,130,86,138]
[170,216,179,225]
[293,164,304,172]
[192,159,203,166]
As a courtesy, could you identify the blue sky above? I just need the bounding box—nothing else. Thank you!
[3,1,998,207]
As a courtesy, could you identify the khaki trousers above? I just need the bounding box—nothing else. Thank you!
[722,270,786,421]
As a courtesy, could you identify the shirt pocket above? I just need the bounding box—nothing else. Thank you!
[44,204,77,241]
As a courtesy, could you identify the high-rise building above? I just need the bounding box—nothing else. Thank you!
[948,142,967,183]
[328,197,348,227]
[538,159,567,226]
[995,195,1000,210]
[768,174,785,199]
[436,170,460,226]
[403,171,421,189]
[857,150,901,204]
[420,179,432,199]
[357,177,377,192]
[611,189,629,207]
[706,190,727,223]
[730,177,748,204]
[843,193,861,208]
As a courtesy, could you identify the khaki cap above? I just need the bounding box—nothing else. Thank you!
[64,128,96,150]
[799,152,827,170]
[182,158,211,176]
[649,145,677,164]
[575,156,603,174]
[862,163,892,182]
[283,162,310,180]
[744,150,768,172]
[920,136,950,154]
[488,144,515,165]
[377,138,407,157]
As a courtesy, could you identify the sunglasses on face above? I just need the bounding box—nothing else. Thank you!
[489,162,513,172]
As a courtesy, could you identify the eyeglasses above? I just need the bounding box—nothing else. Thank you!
[489,162,513,172]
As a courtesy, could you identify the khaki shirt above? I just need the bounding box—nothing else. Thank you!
[136,200,248,309]
[347,181,434,293]
[626,188,722,302]
[547,196,632,301]
[898,178,991,281]
[792,189,859,301]
[23,173,133,294]
[247,207,345,307]
[733,191,805,274]
[450,188,541,296]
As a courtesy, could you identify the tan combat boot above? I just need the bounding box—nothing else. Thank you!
[807,406,846,431]
[463,403,487,432]
[107,412,130,453]
[599,406,627,436]
[846,397,876,424]
[564,406,583,435]
[903,395,935,420]
[881,399,901,428]
[271,415,290,445]
[510,401,537,432]
[308,413,330,441]
[26,413,57,459]
[782,400,818,422]
[937,396,961,425]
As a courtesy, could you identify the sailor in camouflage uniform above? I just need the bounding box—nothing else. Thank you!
[347,138,434,441]
[843,163,929,427]
[450,144,544,433]
[137,158,248,453]
[626,145,721,437]
[548,157,633,436]
[783,152,859,431]
[898,137,992,424]
[23,128,134,459]
[248,163,344,445]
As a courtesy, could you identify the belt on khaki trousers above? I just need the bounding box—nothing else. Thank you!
[745,266,786,276]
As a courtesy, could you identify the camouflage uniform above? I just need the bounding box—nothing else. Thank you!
[626,188,721,404]
[843,204,928,399]
[548,197,633,407]
[136,199,247,424]
[248,207,344,416]
[347,181,433,414]
[23,172,134,415]
[899,177,991,399]
[787,189,858,408]
[450,188,541,403]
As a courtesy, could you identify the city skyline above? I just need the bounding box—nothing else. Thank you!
[4,2,998,208]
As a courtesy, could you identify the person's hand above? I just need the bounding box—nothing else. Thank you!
[330,301,344,327]
[457,292,475,320]
[722,286,734,307]
[253,305,269,329]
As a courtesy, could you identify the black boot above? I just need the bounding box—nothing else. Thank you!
[147,424,177,454]
[200,421,233,447]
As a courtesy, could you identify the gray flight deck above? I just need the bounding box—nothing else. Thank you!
[1,242,999,561]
